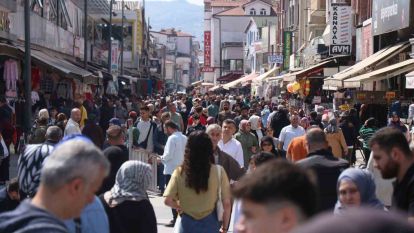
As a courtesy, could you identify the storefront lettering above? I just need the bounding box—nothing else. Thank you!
[381,3,398,21]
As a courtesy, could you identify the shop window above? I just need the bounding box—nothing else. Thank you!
[224,59,243,72]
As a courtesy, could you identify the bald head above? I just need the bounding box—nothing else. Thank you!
[71,108,81,123]
[306,128,328,153]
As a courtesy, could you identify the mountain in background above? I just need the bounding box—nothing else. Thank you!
[145,0,204,43]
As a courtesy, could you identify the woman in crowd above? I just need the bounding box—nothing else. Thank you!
[334,168,384,214]
[55,113,67,133]
[359,118,378,163]
[388,112,409,140]
[325,118,348,158]
[249,114,265,142]
[260,136,280,158]
[164,131,231,233]
[100,161,157,233]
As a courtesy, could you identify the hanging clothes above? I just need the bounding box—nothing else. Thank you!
[31,67,41,90]
[40,73,54,94]
[56,79,74,100]
[4,59,18,97]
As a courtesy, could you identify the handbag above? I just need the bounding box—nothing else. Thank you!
[216,165,224,221]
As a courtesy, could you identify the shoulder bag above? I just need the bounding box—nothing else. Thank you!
[216,165,224,221]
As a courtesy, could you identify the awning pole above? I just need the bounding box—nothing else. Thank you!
[83,0,87,68]
[24,0,32,134]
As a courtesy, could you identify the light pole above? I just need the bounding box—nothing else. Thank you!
[108,0,113,73]
[84,0,88,68]
[120,0,124,76]
[24,0,32,134]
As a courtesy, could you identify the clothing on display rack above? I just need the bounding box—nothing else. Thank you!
[40,74,54,94]
[56,79,74,100]
[4,59,19,97]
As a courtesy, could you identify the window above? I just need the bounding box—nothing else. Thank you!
[223,59,243,72]
[260,8,266,15]
[250,8,256,15]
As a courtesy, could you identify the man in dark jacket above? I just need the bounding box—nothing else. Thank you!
[270,106,290,138]
[99,98,114,134]
[97,125,129,195]
[0,178,20,213]
[207,124,245,181]
[82,114,104,149]
[297,128,349,212]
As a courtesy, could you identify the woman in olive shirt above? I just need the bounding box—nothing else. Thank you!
[164,131,231,233]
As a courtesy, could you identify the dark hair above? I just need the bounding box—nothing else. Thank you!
[7,177,19,193]
[38,117,48,126]
[254,152,276,167]
[232,160,318,218]
[165,120,179,130]
[369,127,411,157]
[261,136,278,156]
[195,106,203,113]
[141,106,150,112]
[181,131,213,193]
[365,118,377,128]
[223,119,237,128]
[310,111,317,120]
[106,125,124,141]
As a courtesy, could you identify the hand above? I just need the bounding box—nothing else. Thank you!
[220,227,228,233]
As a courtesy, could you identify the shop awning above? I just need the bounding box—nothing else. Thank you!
[253,66,279,83]
[0,43,21,59]
[217,72,243,83]
[201,82,214,86]
[223,73,259,90]
[324,42,410,88]
[343,59,414,88]
[210,84,223,91]
[27,49,93,80]
[191,80,203,86]
[294,60,334,79]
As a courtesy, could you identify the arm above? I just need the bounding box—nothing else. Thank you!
[286,140,293,161]
[235,143,245,168]
[278,128,286,151]
[339,131,348,156]
[161,137,175,162]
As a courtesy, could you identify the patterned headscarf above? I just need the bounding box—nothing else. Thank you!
[104,160,152,207]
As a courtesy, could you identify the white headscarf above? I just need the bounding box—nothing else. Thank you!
[104,161,152,207]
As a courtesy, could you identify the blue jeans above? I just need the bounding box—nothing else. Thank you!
[179,211,219,233]
[157,163,165,193]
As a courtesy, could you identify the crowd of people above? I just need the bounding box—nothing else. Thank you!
[0,92,413,233]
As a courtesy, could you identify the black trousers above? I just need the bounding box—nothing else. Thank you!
[165,174,178,221]
[0,156,10,183]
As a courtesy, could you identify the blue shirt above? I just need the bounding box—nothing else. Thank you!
[64,196,109,233]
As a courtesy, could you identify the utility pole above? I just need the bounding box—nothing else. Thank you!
[108,0,113,73]
[84,0,88,68]
[121,0,124,75]
[24,0,32,134]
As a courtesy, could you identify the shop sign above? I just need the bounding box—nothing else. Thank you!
[111,40,119,72]
[204,31,211,69]
[0,11,10,33]
[329,3,352,55]
[283,31,292,70]
[373,0,410,36]
[201,67,214,72]
[312,96,321,104]
[385,91,396,99]
[406,75,414,89]
[357,93,366,100]
[150,59,160,73]
[268,54,283,64]
[135,10,143,55]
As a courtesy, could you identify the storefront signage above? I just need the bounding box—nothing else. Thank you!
[283,31,292,70]
[357,93,366,100]
[268,54,283,64]
[150,59,160,73]
[329,3,352,55]
[203,31,211,70]
[385,91,396,99]
[135,10,143,55]
[0,11,10,33]
[406,75,414,89]
[201,67,214,72]
[373,0,410,36]
[111,40,119,72]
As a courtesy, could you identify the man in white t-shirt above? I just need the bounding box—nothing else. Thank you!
[278,114,305,157]
[136,106,156,152]
[218,119,244,168]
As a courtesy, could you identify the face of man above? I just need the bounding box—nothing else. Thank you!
[169,104,176,113]
[69,169,106,218]
[8,190,20,201]
[223,103,230,111]
[241,122,251,133]
[291,116,300,128]
[72,110,81,123]
[236,199,296,233]
[140,110,150,121]
[166,126,175,136]
[241,109,248,117]
[208,130,222,147]
[372,143,399,179]
[222,123,235,137]
[51,109,58,118]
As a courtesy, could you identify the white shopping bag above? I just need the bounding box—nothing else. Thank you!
[173,215,182,233]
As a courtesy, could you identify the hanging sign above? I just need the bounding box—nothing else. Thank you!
[329,3,352,55]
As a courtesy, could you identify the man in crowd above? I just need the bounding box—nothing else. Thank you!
[168,102,184,132]
[0,139,110,232]
[233,160,318,233]
[279,114,305,158]
[370,127,414,220]
[235,120,259,169]
[218,119,244,168]
[297,128,348,212]
[207,100,220,118]
[0,178,20,213]
[64,108,82,136]
[160,121,187,227]
[98,125,129,195]
[234,106,250,130]
[154,112,170,195]
[207,124,245,181]
[113,99,128,125]
[218,101,237,126]
[18,126,62,198]
[270,105,290,138]
[136,106,157,152]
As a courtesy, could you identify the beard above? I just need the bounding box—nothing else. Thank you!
[380,159,399,179]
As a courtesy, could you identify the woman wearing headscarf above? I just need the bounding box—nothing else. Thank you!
[164,131,231,233]
[260,136,281,158]
[100,161,157,233]
[334,168,384,214]
[249,115,265,142]
[325,118,348,158]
